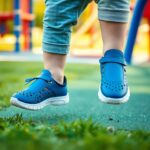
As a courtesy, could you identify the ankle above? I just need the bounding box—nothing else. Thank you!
[49,69,64,85]
[103,46,123,53]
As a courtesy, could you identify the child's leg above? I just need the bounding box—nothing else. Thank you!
[98,0,129,53]
[98,0,129,51]
[42,0,91,84]
[11,0,91,110]
[100,21,127,53]
[43,52,66,84]
[97,0,130,104]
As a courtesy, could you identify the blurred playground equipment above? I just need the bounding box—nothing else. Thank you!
[0,0,34,52]
[125,0,150,64]
[0,0,150,64]
[70,2,103,57]
[71,3,100,48]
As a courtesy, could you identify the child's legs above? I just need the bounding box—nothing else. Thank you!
[42,0,91,84]
[97,0,130,53]
[100,21,127,52]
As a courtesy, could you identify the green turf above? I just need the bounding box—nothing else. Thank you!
[0,62,150,150]
[0,114,150,150]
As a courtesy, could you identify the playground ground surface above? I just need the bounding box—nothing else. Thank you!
[0,62,150,150]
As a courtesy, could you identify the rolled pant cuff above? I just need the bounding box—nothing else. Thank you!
[98,8,129,23]
[42,42,69,54]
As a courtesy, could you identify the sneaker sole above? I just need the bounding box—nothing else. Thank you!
[10,94,69,110]
[98,88,130,104]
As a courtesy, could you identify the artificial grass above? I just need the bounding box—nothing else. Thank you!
[0,62,150,150]
[0,114,150,150]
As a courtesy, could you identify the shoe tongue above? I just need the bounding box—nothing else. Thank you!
[103,50,124,81]
[40,69,52,81]
[104,49,123,58]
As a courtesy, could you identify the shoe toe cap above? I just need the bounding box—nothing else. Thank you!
[101,81,128,98]
[12,91,36,104]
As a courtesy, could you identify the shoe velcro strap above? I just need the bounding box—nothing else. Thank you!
[99,57,126,66]
[37,75,52,82]
[25,75,51,84]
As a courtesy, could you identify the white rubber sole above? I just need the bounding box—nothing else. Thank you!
[10,94,69,110]
[98,88,130,104]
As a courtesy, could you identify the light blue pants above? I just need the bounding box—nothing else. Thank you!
[43,0,130,54]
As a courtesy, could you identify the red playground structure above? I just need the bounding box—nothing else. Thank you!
[0,0,34,52]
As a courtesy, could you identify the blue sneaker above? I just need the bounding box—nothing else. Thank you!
[98,49,130,104]
[10,70,69,110]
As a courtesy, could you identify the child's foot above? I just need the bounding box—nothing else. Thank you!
[98,49,130,104]
[10,70,69,110]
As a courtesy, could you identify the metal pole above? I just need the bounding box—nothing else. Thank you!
[124,0,147,64]
[14,0,21,52]
[29,0,33,51]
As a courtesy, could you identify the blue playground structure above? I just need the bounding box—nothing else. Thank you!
[125,0,150,64]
